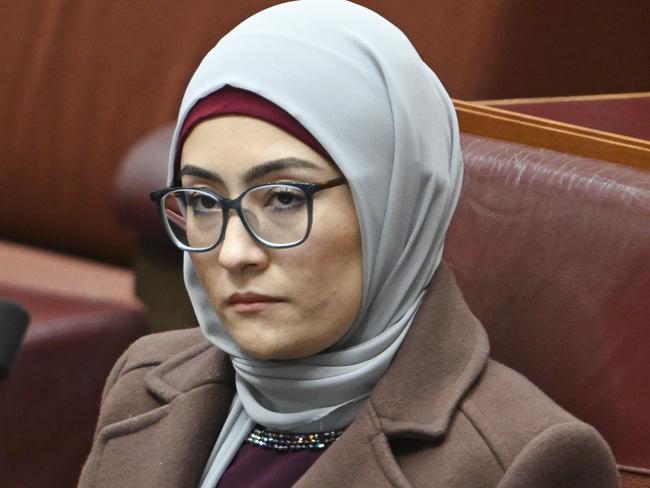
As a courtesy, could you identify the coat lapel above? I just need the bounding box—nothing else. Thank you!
[294,405,413,488]
[90,339,236,488]
[295,263,490,487]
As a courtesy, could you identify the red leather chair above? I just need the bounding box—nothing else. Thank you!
[446,134,650,486]
[0,247,149,488]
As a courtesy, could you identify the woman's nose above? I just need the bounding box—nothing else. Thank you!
[217,213,268,272]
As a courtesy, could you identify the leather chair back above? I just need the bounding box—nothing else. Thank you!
[446,134,650,480]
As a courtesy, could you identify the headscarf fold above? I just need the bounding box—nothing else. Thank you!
[168,0,463,484]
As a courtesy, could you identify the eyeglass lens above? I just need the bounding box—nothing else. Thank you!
[162,185,310,249]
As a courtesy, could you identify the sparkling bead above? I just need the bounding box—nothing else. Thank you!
[245,425,344,452]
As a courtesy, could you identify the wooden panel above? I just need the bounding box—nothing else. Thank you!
[477,91,650,105]
[620,467,650,488]
[479,93,650,142]
[453,100,650,171]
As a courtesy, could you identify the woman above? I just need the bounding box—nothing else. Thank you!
[79,1,619,487]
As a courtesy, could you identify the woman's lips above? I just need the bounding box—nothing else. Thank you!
[226,292,285,313]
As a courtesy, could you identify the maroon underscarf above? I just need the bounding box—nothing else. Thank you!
[175,85,332,178]
[217,442,324,488]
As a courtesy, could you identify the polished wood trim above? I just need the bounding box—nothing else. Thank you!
[477,92,650,105]
[454,100,650,146]
[453,100,650,171]
[619,469,650,488]
[618,465,650,476]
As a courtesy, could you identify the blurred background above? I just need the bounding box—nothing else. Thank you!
[1,1,648,487]
[1,0,648,264]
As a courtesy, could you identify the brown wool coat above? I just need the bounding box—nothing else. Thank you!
[78,265,620,487]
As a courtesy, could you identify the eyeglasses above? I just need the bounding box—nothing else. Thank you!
[150,177,346,252]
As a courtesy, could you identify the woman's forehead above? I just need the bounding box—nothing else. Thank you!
[179,116,339,185]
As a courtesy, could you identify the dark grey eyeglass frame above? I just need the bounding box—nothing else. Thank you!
[150,177,346,252]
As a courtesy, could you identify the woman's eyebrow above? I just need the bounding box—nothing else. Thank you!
[243,157,321,185]
[179,158,321,187]
[178,165,225,186]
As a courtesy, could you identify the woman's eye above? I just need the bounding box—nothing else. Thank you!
[265,189,306,211]
[187,193,219,213]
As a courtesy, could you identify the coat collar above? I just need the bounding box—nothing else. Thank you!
[296,263,490,487]
[144,338,233,404]
[369,262,490,441]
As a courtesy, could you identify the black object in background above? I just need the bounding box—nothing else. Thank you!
[0,299,30,380]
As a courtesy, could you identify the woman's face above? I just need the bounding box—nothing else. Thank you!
[180,115,363,360]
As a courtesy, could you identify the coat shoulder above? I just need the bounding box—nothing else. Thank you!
[93,328,214,428]
[462,359,575,454]
[123,327,207,366]
[460,360,619,486]
[79,328,233,488]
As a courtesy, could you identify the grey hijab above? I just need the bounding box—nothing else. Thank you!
[167,0,463,484]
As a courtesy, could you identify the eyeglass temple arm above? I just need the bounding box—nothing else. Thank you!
[317,176,346,190]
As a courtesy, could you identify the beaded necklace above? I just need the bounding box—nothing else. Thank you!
[246,426,344,451]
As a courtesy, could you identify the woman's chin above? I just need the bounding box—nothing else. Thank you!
[219,304,354,360]
[237,338,305,361]
[230,325,326,360]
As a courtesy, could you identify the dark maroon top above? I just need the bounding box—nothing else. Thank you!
[217,442,324,487]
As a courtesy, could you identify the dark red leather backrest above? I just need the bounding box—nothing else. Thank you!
[445,134,650,472]
[0,285,150,488]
